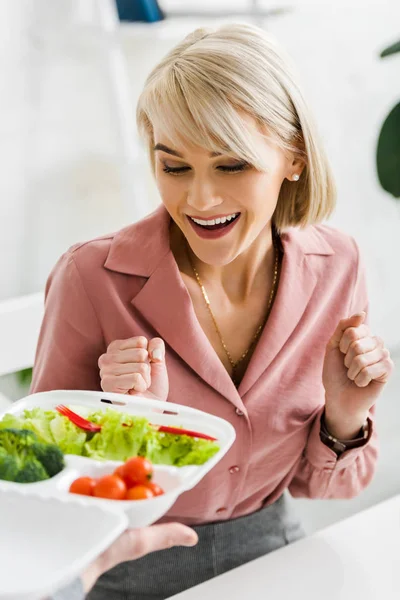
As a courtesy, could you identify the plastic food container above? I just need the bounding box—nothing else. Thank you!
[0,489,128,600]
[0,390,236,528]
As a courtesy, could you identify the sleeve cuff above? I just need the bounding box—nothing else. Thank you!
[305,406,375,470]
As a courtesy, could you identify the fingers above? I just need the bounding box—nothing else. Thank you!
[328,314,393,389]
[99,337,150,394]
[339,324,371,354]
[99,348,149,368]
[101,369,150,394]
[148,338,165,363]
[347,345,386,381]
[344,332,394,387]
[95,524,198,580]
[344,336,383,368]
[125,524,198,560]
[109,337,148,352]
[350,349,394,387]
[327,312,367,351]
[99,336,166,395]
[100,361,150,378]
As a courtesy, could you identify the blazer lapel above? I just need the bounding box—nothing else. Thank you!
[238,227,334,397]
[104,205,243,410]
[131,252,243,408]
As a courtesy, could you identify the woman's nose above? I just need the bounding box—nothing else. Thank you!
[186,179,223,212]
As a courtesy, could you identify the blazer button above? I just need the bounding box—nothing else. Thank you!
[229,466,240,474]
[235,408,244,416]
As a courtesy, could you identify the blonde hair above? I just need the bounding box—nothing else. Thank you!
[136,23,336,230]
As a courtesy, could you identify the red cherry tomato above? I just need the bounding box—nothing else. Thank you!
[69,476,96,496]
[93,475,127,500]
[145,482,164,497]
[126,485,154,501]
[114,464,127,481]
[123,457,153,487]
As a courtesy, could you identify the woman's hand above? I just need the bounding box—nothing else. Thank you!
[322,312,394,439]
[82,523,198,593]
[98,336,169,401]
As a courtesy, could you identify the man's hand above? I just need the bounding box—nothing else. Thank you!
[82,523,198,593]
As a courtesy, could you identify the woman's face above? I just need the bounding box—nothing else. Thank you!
[153,116,301,266]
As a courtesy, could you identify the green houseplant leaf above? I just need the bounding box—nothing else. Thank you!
[376,102,400,198]
[376,39,400,199]
[380,40,400,58]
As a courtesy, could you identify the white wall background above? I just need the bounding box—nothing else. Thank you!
[1,0,399,352]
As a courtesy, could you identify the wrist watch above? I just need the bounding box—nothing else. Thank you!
[320,413,370,456]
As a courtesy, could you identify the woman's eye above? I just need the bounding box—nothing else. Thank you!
[162,162,249,175]
[162,165,190,175]
[218,162,249,173]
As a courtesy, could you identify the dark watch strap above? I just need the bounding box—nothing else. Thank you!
[320,414,370,455]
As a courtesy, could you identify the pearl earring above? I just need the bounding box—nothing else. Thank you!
[292,174,300,181]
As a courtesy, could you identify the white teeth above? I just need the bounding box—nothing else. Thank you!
[189,212,238,226]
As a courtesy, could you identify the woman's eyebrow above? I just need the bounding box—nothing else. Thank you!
[153,143,223,158]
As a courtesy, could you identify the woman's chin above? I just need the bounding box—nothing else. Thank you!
[188,246,239,267]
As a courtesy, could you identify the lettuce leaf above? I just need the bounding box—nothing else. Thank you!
[48,414,87,455]
[0,407,219,465]
[141,430,220,466]
[83,409,150,461]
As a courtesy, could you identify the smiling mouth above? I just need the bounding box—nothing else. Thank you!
[187,213,240,230]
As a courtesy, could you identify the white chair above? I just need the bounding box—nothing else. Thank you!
[0,292,44,409]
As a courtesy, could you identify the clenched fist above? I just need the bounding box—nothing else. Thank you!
[323,312,393,439]
[98,336,169,401]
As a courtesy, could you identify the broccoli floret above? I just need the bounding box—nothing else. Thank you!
[0,428,38,455]
[31,442,65,477]
[12,429,37,444]
[14,458,49,483]
[0,428,65,483]
[0,450,19,481]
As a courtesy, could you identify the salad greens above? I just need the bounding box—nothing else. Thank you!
[0,428,65,483]
[0,407,219,466]
[0,408,87,455]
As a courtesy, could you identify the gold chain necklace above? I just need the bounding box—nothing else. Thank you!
[188,231,280,385]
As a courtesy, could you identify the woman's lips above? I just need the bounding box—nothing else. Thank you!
[186,214,241,240]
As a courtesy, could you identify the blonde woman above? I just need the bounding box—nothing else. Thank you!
[32,24,393,600]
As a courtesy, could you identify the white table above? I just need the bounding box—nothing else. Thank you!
[171,495,400,599]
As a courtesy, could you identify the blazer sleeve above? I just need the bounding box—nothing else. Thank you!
[288,239,379,499]
[30,250,105,394]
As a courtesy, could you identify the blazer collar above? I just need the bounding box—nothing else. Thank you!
[104,206,335,407]
[104,205,171,277]
[104,205,334,278]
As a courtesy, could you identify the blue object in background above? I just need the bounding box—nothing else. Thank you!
[116,0,165,23]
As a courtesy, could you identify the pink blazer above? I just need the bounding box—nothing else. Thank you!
[31,205,377,525]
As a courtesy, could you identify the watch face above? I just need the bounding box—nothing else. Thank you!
[320,430,346,454]
[333,440,347,453]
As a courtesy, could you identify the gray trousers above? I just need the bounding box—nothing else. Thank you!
[88,494,304,600]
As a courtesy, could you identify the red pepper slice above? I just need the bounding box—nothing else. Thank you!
[155,425,216,441]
